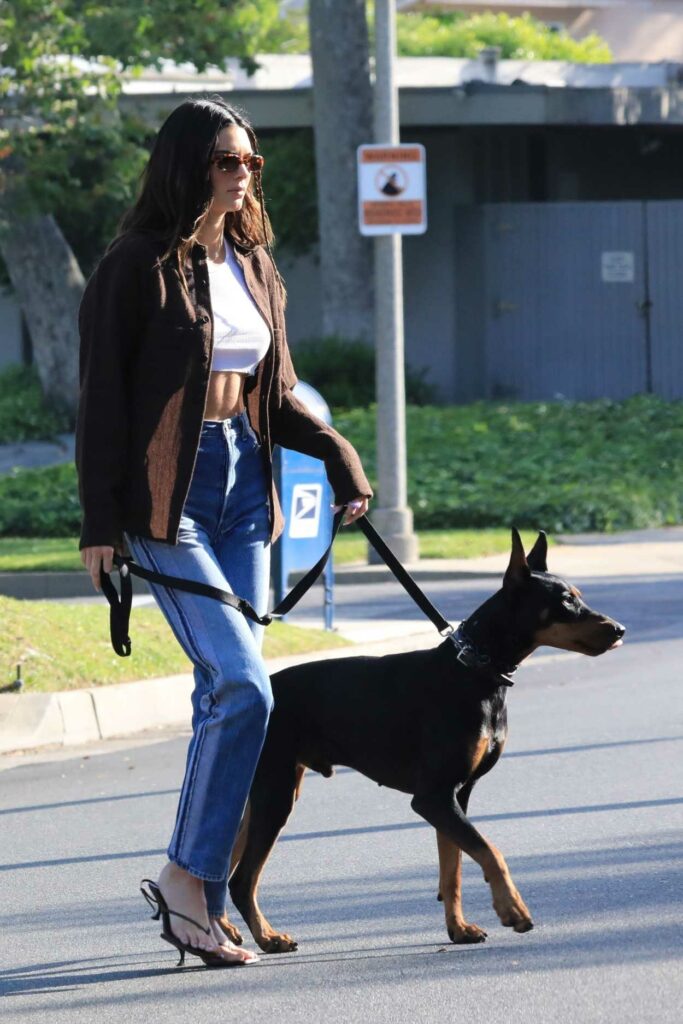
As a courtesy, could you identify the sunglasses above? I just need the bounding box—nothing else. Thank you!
[211,151,265,174]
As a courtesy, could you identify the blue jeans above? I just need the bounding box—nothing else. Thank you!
[126,411,272,916]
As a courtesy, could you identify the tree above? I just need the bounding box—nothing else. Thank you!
[308,0,374,342]
[0,0,299,418]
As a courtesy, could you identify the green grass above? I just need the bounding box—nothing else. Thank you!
[0,537,85,572]
[0,596,350,693]
[0,529,541,573]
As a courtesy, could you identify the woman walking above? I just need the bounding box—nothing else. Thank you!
[77,98,372,966]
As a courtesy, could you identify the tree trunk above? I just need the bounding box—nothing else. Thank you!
[0,213,83,423]
[309,0,374,341]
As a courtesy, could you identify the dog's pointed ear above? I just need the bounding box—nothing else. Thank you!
[526,531,548,572]
[504,527,531,588]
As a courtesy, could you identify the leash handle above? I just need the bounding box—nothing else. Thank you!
[100,561,133,657]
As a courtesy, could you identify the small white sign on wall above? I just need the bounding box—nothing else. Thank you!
[601,251,635,283]
[288,484,323,539]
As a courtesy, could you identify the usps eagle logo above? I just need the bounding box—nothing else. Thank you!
[289,484,323,539]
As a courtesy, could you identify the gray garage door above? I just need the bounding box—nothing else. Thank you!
[454,201,683,401]
[645,201,683,400]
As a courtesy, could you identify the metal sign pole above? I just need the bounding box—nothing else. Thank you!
[371,0,419,564]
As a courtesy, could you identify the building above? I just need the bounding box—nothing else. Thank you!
[4,53,683,401]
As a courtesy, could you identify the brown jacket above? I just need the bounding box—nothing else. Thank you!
[75,229,372,550]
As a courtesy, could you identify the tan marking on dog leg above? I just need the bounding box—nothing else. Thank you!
[229,800,251,875]
[294,763,306,802]
[470,735,490,776]
[213,912,244,946]
[243,896,299,954]
[479,841,533,933]
[229,784,300,953]
[437,831,487,944]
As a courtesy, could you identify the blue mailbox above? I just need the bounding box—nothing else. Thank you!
[272,381,335,630]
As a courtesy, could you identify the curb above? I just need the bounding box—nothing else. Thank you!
[0,572,153,601]
[0,673,194,755]
[0,564,501,601]
[291,565,501,585]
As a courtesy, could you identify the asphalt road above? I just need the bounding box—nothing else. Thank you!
[1,573,682,1022]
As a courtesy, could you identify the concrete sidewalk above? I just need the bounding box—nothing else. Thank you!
[0,432,75,475]
[2,527,682,757]
[399,525,683,582]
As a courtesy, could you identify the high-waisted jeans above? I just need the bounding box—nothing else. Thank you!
[125,411,272,916]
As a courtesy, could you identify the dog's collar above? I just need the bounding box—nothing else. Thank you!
[447,625,517,687]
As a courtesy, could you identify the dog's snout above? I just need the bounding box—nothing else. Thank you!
[614,622,626,639]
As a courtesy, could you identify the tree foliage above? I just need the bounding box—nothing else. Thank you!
[259,128,317,259]
[0,0,310,413]
[0,1,304,238]
[395,11,612,63]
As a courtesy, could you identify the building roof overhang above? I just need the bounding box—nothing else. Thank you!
[118,54,683,129]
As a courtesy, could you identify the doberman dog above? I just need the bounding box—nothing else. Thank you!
[222,528,625,952]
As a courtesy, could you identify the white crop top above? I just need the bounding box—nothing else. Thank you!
[207,239,271,374]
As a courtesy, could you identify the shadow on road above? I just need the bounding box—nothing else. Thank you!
[2,794,682,872]
[1,736,680,819]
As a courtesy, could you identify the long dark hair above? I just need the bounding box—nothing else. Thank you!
[117,97,281,291]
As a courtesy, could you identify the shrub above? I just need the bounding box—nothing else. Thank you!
[2,396,682,537]
[333,396,683,533]
[292,335,432,408]
[0,464,81,537]
[0,364,70,444]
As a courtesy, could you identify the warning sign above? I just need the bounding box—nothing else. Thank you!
[289,483,323,539]
[357,144,427,236]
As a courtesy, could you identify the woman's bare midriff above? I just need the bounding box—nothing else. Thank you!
[204,370,247,420]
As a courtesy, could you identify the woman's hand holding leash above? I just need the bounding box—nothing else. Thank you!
[81,545,115,592]
[333,497,370,526]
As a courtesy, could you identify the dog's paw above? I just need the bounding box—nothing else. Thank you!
[259,931,299,954]
[214,913,243,946]
[447,921,487,944]
[492,890,533,933]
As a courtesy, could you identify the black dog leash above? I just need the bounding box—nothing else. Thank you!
[101,511,516,687]
[352,515,453,636]
[100,509,458,658]
[100,511,516,685]
[101,508,347,656]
